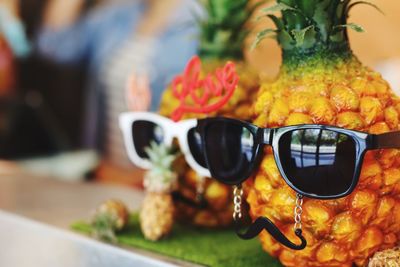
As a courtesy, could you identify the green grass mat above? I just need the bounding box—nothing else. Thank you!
[71,214,281,267]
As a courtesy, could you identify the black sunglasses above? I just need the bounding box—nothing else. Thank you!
[196,117,400,199]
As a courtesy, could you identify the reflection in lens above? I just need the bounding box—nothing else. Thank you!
[279,129,356,197]
[132,121,164,158]
[187,128,207,168]
[204,121,255,184]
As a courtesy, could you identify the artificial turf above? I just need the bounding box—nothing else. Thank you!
[71,214,282,267]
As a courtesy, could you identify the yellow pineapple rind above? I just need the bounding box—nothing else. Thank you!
[140,192,175,241]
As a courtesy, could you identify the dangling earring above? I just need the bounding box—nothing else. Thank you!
[294,193,304,239]
[232,184,244,221]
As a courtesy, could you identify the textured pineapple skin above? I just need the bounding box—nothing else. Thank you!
[97,199,129,230]
[248,55,400,267]
[368,247,400,267]
[159,60,259,227]
[140,192,175,241]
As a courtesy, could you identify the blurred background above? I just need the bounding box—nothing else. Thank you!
[0,0,399,187]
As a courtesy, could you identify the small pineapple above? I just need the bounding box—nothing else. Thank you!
[159,0,263,228]
[368,247,400,267]
[140,142,177,241]
[92,199,129,243]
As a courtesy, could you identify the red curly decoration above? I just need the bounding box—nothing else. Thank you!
[171,56,239,121]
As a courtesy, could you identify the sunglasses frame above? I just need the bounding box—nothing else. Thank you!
[196,117,382,200]
[119,112,211,177]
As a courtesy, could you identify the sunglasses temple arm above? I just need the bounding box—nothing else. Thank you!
[171,191,208,209]
[234,217,307,250]
[371,131,400,149]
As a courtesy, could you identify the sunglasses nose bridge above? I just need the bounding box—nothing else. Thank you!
[260,128,273,145]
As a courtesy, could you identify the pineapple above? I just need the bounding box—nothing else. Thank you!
[368,247,400,267]
[140,142,177,241]
[92,199,129,242]
[247,1,400,266]
[159,0,262,228]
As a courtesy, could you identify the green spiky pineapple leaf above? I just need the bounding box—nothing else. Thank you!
[347,1,384,16]
[252,0,383,56]
[249,0,271,18]
[297,0,316,18]
[291,25,314,47]
[92,212,118,243]
[198,0,269,59]
[143,141,179,192]
[335,23,365,33]
[161,155,177,169]
[261,2,296,13]
[311,0,332,42]
[144,141,177,168]
[251,28,276,50]
[278,29,295,50]
[144,142,160,163]
[267,14,284,30]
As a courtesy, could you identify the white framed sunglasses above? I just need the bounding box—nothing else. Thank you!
[119,112,211,177]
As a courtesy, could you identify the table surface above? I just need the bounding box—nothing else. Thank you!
[0,170,201,267]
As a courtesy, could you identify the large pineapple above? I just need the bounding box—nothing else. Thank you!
[247,1,400,266]
[159,0,263,227]
[140,142,177,241]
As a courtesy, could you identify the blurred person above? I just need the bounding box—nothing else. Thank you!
[0,29,15,145]
[36,0,200,177]
[0,0,31,96]
[0,0,32,158]
[0,30,15,97]
[0,0,31,59]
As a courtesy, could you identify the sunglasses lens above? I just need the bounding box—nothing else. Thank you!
[279,129,356,197]
[132,120,164,158]
[187,128,207,168]
[204,121,255,184]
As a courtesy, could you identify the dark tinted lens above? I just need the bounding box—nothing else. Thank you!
[132,121,164,158]
[204,121,255,184]
[279,129,356,197]
[187,128,207,168]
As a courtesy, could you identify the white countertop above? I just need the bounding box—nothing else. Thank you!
[0,172,201,267]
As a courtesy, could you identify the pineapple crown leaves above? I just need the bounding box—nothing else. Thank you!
[91,212,119,243]
[250,28,277,50]
[144,141,178,170]
[196,0,271,60]
[143,141,179,192]
[291,25,315,47]
[346,1,384,16]
[333,22,364,33]
[252,0,383,54]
